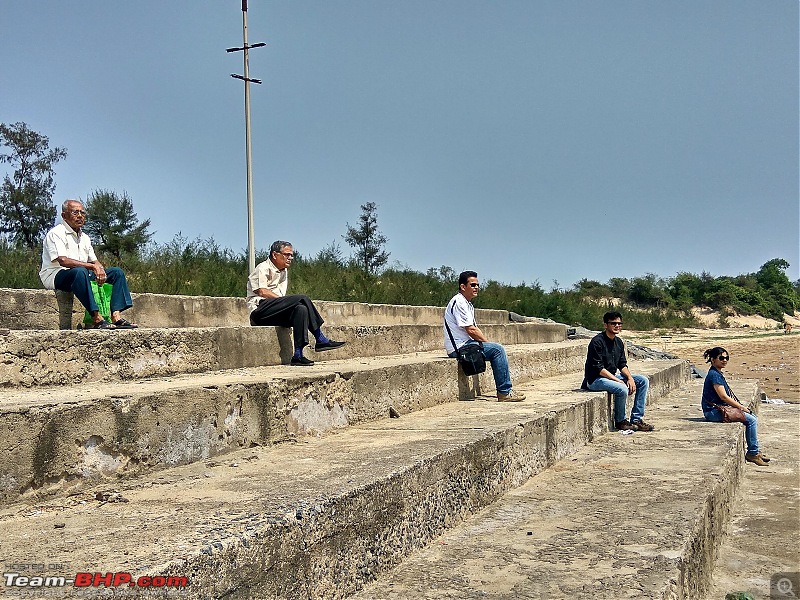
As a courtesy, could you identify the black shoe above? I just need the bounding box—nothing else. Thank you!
[290,355,314,366]
[315,340,346,352]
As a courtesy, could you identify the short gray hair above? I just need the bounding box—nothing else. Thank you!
[61,199,84,213]
[270,240,292,257]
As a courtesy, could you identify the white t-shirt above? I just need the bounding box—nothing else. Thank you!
[443,293,476,354]
[246,258,288,312]
[39,222,97,290]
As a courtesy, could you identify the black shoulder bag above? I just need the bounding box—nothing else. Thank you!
[445,300,486,376]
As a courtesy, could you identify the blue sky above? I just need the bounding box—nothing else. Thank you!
[1,1,797,287]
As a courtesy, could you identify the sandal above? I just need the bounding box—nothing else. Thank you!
[93,320,117,330]
[113,318,138,329]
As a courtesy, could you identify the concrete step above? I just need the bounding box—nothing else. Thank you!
[703,402,799,600]
[0,341,587,505]
[0,322,567,388]
[0,360,687,599]
[0,288,513,330]
[353,378,762,600]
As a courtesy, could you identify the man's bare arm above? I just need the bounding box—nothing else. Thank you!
[464,324,489,343]
[254,287,281,300]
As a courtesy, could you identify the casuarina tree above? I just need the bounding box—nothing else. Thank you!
[0,122,67,249]
[84,189,153,260]
[344,202,389,276]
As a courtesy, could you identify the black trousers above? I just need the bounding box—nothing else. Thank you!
[249,294,324,349]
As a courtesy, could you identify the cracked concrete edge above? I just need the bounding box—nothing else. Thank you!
[0,344,588,505]
[0,322,567,387]
[669,381,757,600]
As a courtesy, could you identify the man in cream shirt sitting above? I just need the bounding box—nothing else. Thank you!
[247,240,345,365]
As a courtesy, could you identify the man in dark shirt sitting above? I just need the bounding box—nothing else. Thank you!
[583,311,654,432]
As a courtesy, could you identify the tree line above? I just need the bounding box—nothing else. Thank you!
[2,121,798,329]
[2,231,796,330]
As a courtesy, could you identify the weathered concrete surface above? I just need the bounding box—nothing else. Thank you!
[353,379,760,600]
[0,342,589,504]
[704,402,800,600]
[0,288,511,330]
[0,362,686,599]
[0,322,566,387]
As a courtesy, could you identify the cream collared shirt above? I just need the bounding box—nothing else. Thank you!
[246,258,288,312]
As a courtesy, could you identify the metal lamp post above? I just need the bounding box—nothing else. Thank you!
[227,0,265,274]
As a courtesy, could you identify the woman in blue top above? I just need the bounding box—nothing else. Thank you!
[701,346,770,466]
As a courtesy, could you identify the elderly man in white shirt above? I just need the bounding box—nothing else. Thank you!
[40,199,137,329]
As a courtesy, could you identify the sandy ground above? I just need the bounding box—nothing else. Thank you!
[691,308,800,330]
[629,328,799,402]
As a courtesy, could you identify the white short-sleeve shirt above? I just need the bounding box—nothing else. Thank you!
[39,222,97,290]
[246,258,288,312]
[443,292,476,354]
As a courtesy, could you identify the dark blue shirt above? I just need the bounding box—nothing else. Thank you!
[702,367,730,412]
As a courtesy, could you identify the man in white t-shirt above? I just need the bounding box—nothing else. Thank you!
[39,199,137,329]
[247,240,345,366]
[443,271,525,402]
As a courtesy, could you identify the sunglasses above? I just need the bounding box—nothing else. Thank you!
[718,356,730,361]
[607,321,623,327]
[468,283,480,288]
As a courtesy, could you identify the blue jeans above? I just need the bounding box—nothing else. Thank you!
[449,341,512,395]
[587,373,649,424]
[704,407,760,456]
[54,267,133,315]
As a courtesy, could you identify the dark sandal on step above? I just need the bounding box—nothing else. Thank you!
[113,318,138,329]
[93,320,117,330]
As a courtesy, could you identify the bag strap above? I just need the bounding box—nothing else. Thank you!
[713,386,745,412]
[444,299,460,351]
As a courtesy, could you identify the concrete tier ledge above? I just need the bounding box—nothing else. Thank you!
[354,379,760,600]
[0,322,567,388]
[0,342,589,504]
[0,361,688,599]
[0,288,512,330]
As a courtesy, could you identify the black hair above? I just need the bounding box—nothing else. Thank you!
[458,270,478,286]
[703,347,728,363]
[603,311,622,323]
[270,240,292,258]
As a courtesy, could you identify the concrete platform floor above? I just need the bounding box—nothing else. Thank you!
[353,380,759,600]
[704,402,800,600]
[0,363,683,599]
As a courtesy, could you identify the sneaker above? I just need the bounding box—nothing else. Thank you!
[315,340,346,352]
[615,420,639,431]
[745,453,770,466]
[497,390,526,402]
[290,355,314,366]
[631,419,654,432]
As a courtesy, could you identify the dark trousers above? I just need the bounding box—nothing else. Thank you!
[249,294,324,350]
[54,267,133,315]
